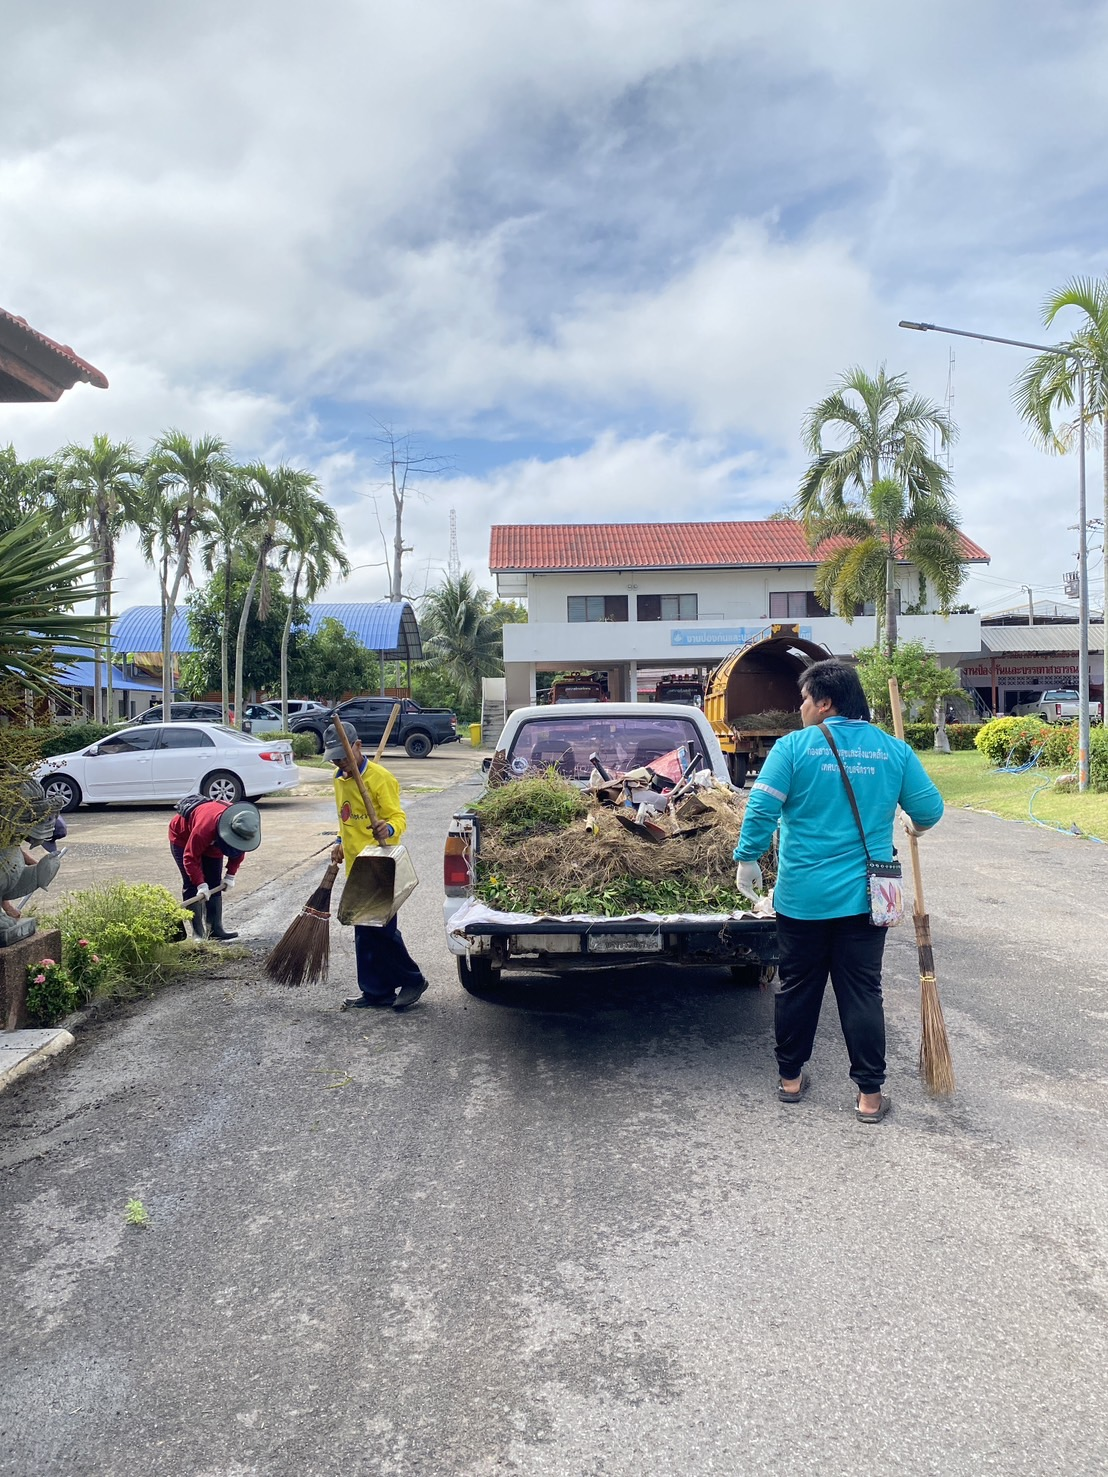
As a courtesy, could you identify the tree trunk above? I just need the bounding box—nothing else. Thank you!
[221,552,232,724]
[162,514,195,712]
[391,476,404,602]
[280,558,303,730]
[233,560,263,729]
[933,696,950,753]
[1102,414,1107,705]
[104,532,115,726]
[884,550,898,656]
[90,517,103,723]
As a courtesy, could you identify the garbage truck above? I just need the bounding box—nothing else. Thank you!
[703,624,829,787]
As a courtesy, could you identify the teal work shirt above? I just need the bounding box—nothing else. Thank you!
[734,716,944,920]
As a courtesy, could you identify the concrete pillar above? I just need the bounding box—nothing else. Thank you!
[628,661,638,703]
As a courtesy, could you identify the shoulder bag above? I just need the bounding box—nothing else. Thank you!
[818,722,904,927]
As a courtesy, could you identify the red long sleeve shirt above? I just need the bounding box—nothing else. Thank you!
[168,801,246,885]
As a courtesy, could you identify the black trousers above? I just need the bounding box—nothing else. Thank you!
[170,845,222,899]
[774,911,888,1094]
[354,917,425,1002]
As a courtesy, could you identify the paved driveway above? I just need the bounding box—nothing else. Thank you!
[2,787,1107,1475]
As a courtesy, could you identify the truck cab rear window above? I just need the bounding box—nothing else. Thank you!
[508,716,704,780]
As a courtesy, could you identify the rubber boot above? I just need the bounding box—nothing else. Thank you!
[189,900,206,941]
[205,892,238,942]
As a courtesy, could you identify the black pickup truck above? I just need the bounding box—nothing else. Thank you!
[289,696,459,758]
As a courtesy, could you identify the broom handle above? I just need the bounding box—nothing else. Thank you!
[888,676,927,915]
[334,718,381,828]
[372,701,402,763]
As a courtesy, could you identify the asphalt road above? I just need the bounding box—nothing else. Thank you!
[2,778,1108,1475]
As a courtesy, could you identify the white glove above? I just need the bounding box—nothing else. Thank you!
[902,817,927,838]
[192,883,211,902]
[223,874,236,890]
[735,860,763,901]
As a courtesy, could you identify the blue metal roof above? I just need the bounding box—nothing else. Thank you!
[113,606,194,654]
[57,661,162,692]
[112,601,422,661]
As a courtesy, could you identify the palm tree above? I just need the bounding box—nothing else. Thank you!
[58,435,142,723]
[0,447,60,535]
[1013,275,1108,660]
[420,573,506,709]
[197,468,253,723]
[139,431,232,712]
[0,513,111,693]
[798,364,955,509]
[277,494,348,729]
[811,479,966,655]
[230,464,320,725]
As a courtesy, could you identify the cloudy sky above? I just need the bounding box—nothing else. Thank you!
[4,0,1107,619]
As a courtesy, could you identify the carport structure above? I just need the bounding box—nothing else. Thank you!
[0,307,108,402]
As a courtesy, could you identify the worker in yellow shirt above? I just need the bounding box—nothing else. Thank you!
[325,720,429,1012]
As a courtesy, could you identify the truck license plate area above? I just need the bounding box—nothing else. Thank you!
[509,933,581,955]
[587,932,663,953]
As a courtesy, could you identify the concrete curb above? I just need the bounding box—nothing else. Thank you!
[0,1028,76,1094]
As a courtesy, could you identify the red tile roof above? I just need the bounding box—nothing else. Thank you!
[0,307,109,402]
[490,521,990,571]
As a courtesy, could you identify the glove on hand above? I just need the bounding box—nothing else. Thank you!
[902,817,926,838]
[735,860,762,900]
[192,882,211,902]
[223,874,236,890]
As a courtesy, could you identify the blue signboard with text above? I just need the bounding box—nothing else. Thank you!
[671,625,813,648]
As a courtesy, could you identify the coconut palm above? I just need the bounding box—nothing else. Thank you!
[139,431,232,711]
[1012,275,1108,658]
[0,513,111,693]
[231,464,320,725]
[196,468,254,723]
[276,494,348,729]
[811,479,966,655]
[58,435,143,722]
[420,572,506,710]
[797,365,956,518]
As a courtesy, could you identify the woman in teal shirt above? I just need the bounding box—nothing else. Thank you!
[734,660,943,1123]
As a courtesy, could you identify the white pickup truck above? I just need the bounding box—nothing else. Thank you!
[442,702,778,994]
[1010,689,1103,724]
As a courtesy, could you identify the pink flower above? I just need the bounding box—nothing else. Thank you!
[78,939,90,948]
[91,955,101,963]
[34,973,46,984]
[41,958,56,967]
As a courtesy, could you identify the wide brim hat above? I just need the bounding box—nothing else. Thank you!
[323,720,359,766]
[216,801,262,852]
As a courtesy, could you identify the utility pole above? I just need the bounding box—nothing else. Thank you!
[1022,585,1034,625]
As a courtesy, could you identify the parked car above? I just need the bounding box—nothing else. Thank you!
[138,702,225,724]
[240,703,287,736]
[1009,689,1103,724]
[36,723,299,811]
[282,700,328,718]
[289,696,459,758]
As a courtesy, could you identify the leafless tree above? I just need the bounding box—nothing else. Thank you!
[366,424,452,602]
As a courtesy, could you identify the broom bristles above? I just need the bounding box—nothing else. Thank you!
[264,862,340,987]
[919,972,955,1097]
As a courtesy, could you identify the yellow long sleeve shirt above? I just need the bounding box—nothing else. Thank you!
[333,759,408,876]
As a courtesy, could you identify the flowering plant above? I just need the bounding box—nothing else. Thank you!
[25,957,79,1027]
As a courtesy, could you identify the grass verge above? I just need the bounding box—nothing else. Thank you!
[918,751,1108,840]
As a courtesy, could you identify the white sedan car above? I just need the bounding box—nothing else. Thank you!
[37,723,300,811]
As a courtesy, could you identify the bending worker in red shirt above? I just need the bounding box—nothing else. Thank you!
[168,798,261,941]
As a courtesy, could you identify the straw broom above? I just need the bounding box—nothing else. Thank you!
[889,676,955,1096]
[263,704,402,986]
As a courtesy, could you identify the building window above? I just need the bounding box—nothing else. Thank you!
[567,595,629,623]
[636,594,698,622]
[769,591,830,619]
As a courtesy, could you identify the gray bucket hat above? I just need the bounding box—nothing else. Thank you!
[323,720,359,766]
[216,801,262,852]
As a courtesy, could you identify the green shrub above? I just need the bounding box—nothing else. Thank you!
[24,722,116,757]
[1037,723,1079,770]
[974,716,1050,766]
[39,882,190,988]
[25,956,79,1026]
[901,723,934,750]
[268,730,317,760]
[946,723,982,750]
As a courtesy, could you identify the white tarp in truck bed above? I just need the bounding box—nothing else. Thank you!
[446,896,775,942]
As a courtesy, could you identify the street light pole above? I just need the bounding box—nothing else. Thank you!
[899,320,1091,791]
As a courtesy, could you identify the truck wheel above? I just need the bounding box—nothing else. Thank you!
[729,963,761,987]
[307,729,325,754]
[404,731,433,758]
[729,754,749,788]
[456,954,505,997]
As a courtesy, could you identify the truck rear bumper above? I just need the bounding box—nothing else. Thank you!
[450,913,779,969]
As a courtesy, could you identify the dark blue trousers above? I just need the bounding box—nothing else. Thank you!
[354,916,425,1002]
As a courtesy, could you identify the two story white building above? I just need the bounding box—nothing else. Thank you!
[491,520,989,711]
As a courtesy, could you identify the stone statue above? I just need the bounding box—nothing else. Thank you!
[0,775,65,945]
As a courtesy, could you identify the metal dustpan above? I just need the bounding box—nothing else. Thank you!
[337,843,419,926]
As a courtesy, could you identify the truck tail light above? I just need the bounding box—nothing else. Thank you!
[450,716,457,730]
[444,834,470,891]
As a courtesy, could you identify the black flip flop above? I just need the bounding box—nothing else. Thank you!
[777,1070,810,1104]
[855,1093,892,1124]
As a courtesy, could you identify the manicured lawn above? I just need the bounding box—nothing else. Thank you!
[917,750,1108,841]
